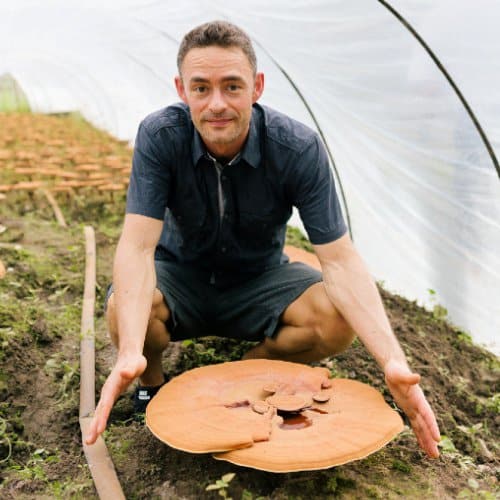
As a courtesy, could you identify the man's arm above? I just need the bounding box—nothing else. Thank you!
[85,213,163,445]
[314,233,441,458]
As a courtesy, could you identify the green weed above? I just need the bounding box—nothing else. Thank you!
[180,337,257,370]
[44,356,80,406]
[391,458,411,473]
[285,226,313,252]
[438,435,458,454]
[206,472,235,499]
[458,488,498,499]
[241,490,266,500]
[8,448,57,481]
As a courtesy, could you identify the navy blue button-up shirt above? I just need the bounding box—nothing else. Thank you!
[126,102,346,289]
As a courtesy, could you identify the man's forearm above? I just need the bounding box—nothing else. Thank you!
[113,237,157,356]
[315,241,407,370]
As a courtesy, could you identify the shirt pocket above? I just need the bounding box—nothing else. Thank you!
[238,210,282,248]
[172,207,208,250]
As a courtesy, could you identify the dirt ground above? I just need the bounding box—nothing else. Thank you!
[0,113,498,499]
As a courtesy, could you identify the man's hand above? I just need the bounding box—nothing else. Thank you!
[384,359,441,458]
[85,353,147,445]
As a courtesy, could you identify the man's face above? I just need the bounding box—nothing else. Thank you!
[175,45,264,159]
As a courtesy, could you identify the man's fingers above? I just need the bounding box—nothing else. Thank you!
[425,411,441,442]
[406,372,420,385]
[410,410,440,459]
[84,419,99,446]
[388,370,420,387]
[84,401,111,445]
[417,392,441,443]
[83,356,145,446]
[419,425,440,458]
[84,372,128,445]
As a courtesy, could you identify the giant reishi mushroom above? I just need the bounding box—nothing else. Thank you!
[146,359,404,472]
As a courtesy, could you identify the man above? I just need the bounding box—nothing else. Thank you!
[85,20,440,458]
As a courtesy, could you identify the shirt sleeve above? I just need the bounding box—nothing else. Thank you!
[126,121,171,220]
[288,134,347,244]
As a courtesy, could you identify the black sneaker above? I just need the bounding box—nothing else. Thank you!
[133,375,168,414]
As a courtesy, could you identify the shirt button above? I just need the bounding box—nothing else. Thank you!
[221,175,227,182]
[221,246,227,253]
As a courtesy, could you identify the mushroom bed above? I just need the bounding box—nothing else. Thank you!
[146,359,404,472]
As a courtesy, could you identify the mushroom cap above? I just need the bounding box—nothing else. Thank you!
[12,181,45,190]
[146,359,403,471]
[75,163,101,172]
[97,182,125,191]
[265,393,311,412]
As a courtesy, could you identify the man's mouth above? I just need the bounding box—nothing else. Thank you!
[205,118,233,127]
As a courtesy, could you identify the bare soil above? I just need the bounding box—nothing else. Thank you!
[0,113,498,499]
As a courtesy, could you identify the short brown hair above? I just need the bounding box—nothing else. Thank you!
[177,20,257,75]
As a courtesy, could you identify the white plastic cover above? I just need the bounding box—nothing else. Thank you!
[1,0,498,353]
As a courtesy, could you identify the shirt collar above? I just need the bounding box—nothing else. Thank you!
[191,105,262,168]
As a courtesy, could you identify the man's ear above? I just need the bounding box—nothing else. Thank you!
[252,72,265,103]
[175,75,188,103]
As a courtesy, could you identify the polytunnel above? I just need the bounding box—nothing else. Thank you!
[1,0,499,353]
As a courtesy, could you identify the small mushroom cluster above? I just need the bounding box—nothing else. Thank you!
[146,359,404,472]
[253,379,331,414]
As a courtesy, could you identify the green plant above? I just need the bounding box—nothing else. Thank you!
[457,423,483,437]
[285,225,313,252]
[391,458,411,473]
[206,472,236,499]
[438,435,458,454]
[427,288,448,320]
[180,337,257,370]
[8,448,57,481]
[44,356,80,405]
[241,490,266,500]
[0,416,12,463]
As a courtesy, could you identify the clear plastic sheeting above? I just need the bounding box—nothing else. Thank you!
[1,0,498,353]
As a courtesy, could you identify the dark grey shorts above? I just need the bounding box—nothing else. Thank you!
[106,260,322,342]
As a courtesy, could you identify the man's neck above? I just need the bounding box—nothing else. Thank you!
[204,126,249,162]
[206,150,240,167]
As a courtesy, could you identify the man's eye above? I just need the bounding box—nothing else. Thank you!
[227,84,241,92]
[193,86,207,93]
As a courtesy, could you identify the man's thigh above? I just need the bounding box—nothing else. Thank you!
[154,260,215,340]
[105,260,215,341]
[268,280,355,359]
[215,262,322,341]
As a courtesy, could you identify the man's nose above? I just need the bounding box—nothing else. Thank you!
[208,89,226,114]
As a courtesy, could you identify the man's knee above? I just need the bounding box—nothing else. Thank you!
[284,283,356,357]
[106,293,119,346]
[311,295,356,357]
[150,288,170,324]
[106,289,170,346]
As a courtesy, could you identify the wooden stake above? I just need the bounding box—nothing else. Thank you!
[42,189,67,227]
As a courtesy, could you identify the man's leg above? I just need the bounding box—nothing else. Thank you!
[106,288,171,386]
[243,282,355,363]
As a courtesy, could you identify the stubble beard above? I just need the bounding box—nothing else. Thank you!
[199,117,247,146]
